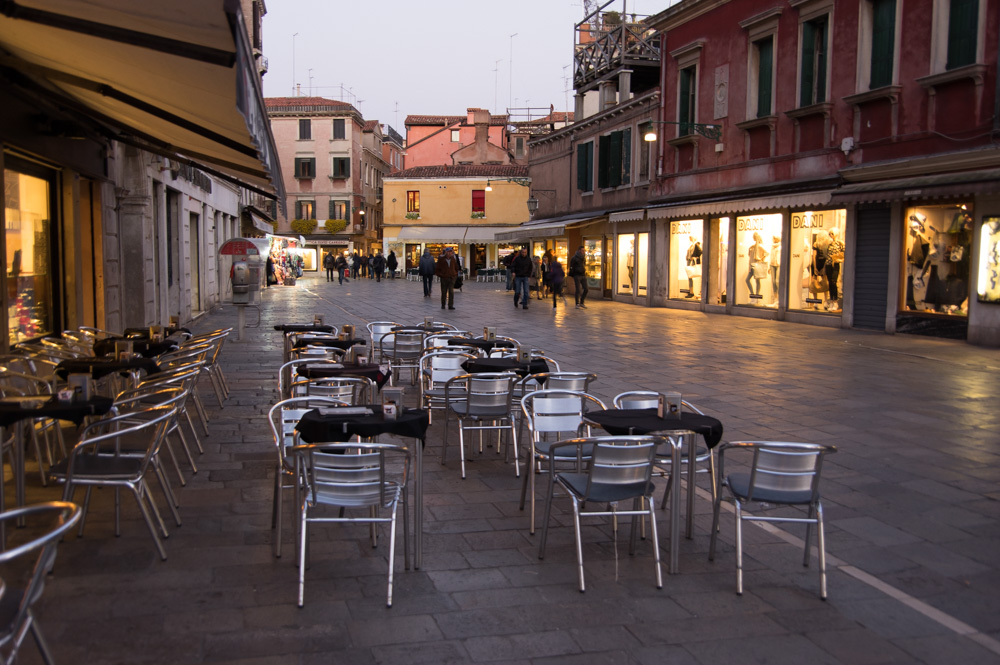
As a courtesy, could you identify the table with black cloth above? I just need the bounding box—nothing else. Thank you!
[55,357,160,381]
[461,357,549,378]
[291,337,367,351]
[295,405,430,567]
[273,323,335,334]
[92,337,179,358]
[124,326,190,338]
[586,407,725,562]
[446,338,516,353]
[0,395,114,525]
[391,324,452,334]
[295,362,391,389]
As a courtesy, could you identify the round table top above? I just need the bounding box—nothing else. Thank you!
[274,323,335,333]
[391,324,452,334]
[462,357,550,377]
[0,395,114,428]
[585,408,724,448]
[296,362,391,388]
[295,405,429,443]
[55,357,160,381]
[92,338,178,358]
[291,337,367,350]
[446,338,516,352]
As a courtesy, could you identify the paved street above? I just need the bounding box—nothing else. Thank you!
[17,273,1000,664]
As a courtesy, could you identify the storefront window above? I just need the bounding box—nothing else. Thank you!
[636,233,649,295]
[708,217,729,305]
[532,241,545,258]
[554,240,569,266]
[904,203,973,316]
[617,234,635,294]
[498,244,518,267]
[979,217,1000,303]
[788,209,846,312]
[5,168,54,345]
[425,243,458,258]
[735,213,782,307]
[669,220,703,300]
[584,238,602,289]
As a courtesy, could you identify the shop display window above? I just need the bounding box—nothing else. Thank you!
[788,209,846,312]
[904,203,973,316]
[735,213,782,308]
[617,234,635,294]
[584,238,603,289]
[5,168,53,345]
[554,240,569,265]
[708,217,730,305]
[636,233,649,295]
[978,217,1000,303]
[532,241,545,258]
[668,220,703,300]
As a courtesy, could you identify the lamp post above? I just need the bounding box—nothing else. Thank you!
[526,189,556,216]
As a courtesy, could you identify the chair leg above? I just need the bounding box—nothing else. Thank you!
[387,499,398,607]
[174,427,198,475]
[402,486,410,571]
[538,473,557,559]
[803,503,815,567]
[708,490,722,561]
[192,386,211,434]
[132,484,168,561]
[153,461,182,526]
[273,468,283,558]
[648,497,663,589]
[817,502,828,600]
[162,435,187,487]
[458,420,467,479]
[141,481,170,539]
[571,499,585,592]
[297,503,309,607]
[183,408,204,454]
[29,612,56,665]
[734,500,744,595]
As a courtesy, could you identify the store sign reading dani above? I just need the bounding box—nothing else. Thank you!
[736,213,781,231]
[791,212,826,229]
[671,220,699,235]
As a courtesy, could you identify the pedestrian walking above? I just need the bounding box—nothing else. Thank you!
[549,257,566,309]
[386,251,398,279]
[418,248,436,297]
[435,246,459,310]
[569,245,589,308]
[351,251,361,279]
[334,253,349,285]
[511,247,533,310]
[373,251,386,282]
[504,251,516,291]
[368,254,375,279]
[322,251,335,282]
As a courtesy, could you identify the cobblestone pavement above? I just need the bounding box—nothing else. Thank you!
[14,274,1000,664]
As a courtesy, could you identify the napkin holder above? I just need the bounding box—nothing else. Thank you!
[313,314,324,326]
[168,315,179,328]
[341,324,354,338]
[67,373,91,402]
[424,316,433,327]
[484,326,496,341]
[356,354,369,365]
[149,325,164,342]
[516,345,531,363]
[382,387,404,421]
[658,392,682,420]
[115,340,134,360]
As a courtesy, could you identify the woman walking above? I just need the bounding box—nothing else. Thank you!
[549,257,566,309]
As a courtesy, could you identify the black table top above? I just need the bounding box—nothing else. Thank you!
[55,357,161,381]
[274,323,336,333]
[296,362,391,388]
[123,326,190,338]
[462,357,550,377]
[391,324,452,334]
[92,338,179,358]
[446,338,516,352]
[295,405,429,444]
[0,395,114,428]
[291,337,367,350]
[585,408,724,448]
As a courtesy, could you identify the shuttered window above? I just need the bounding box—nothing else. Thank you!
[331,158,350,178]
[576,142,594,192]
[800,16,828,107]
[755,37,774,117]
[869,0,896,89]
[333,118,346,139]
[298,119,311,140]
[294,157,315,179]
[295,200,315,220]
[947,0,978,69]
[471,190,485,214]
[329,200,350,220]
[621,127,632,185]
[678,66,696,135]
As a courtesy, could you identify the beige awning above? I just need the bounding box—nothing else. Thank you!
[830,169,1000,204]
[495,214,604,242]
[648,191,833,220]
[0,0,283,201]
[609,209,646,223]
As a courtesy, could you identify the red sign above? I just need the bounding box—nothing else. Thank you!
[219,239,261,256]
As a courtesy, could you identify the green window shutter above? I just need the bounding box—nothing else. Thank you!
[295,201,302,219]
[756,38,773,117]
[815,18,828,103]
[870,0,896,89]
[328,199,335,219]
[344,202,350,221]
[621,127,632,184]
[577,143,593,191]
[947,0,978,69]
[608,131,622,187]
[679,66,695,135]
[800,21,816,107]
[598,134,611,189]
[585,143,593,191]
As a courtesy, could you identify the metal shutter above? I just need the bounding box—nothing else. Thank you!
[852,206,891,329]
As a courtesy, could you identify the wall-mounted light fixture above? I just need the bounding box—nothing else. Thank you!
[526,189,556,215]
[643,120,723,142]
[485,177,531,192]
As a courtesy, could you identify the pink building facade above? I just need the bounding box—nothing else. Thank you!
[405,109,511,167]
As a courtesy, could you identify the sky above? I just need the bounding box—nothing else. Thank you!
[261,0,665,131]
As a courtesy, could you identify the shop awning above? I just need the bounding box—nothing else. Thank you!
[243,209,272,234]
[393,226,520,243]
[648,191,833,220]
[495,214,603,242]
[829,168,1000,204]
[0,0,284,202]
[609,209,646,223]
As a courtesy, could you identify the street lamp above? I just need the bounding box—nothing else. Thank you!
[643,119,723,142]
[526,189,555,216]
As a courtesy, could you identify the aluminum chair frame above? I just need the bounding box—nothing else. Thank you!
[366,322,399,363]
[443,372,518,479]
[538,436,666,592]
[418,350,477,424]
[289,376,375,405]
[380,331,423,386]
[291,441,410,607]
[0,501,81,665]
[708,441,837,599]
[278,359,344,400]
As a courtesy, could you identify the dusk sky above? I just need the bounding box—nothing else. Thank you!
[261,1,666,130]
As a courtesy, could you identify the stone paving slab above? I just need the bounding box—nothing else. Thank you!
[9,274,1000,664]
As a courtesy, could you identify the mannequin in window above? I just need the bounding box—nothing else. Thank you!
[768,235,781,305]
[626,248,635,287]
[685,236,702,298]
[745,232,768,298]
[811,232,830,307]
[906,214,932,310]
[823,228,844,310]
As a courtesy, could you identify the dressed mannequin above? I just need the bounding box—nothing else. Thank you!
[811,232,830,307]
[906,214,932,310]
[685,236,702,298]
[823,228,844,310]
[745,232,768,298]
[769,235,781,305]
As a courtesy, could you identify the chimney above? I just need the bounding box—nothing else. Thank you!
[473,108,490,149]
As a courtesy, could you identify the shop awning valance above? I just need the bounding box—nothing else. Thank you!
[609,209,646,223]
[393,226,520,244]
[829,169,1000,204]
[495,214,604,242]
[648,191,833,220]
[0,0,284,201]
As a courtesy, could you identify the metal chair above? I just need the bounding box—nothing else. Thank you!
[290,376,374,405]
[180,329,232,407]
[278,359,343,400]
[538,436,666,592]
[291,441,410,607]
[366,322,399,362]
[709,441,837,599]
[418,350,477,424]
[0,501,82,665]
[519,390,606,534]
[380,331,423,386]
[443,372,518,479]
[49,405,177,560]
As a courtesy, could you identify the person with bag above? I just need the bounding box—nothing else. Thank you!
[322,251,335,282]
[418,248,436,297]
[549,257,566,309]
[569,245,589,308]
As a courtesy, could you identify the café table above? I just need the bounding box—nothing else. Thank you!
[391,324,452,334]
[295,404,430,568]
[296,361,391,389]
[585,407,724,563]
[123,326,190,338]
[291,337,367,351]
[92,337,178,359]
[446,338,515,353]
[0,395,114,527]
[461,357,550,378]
[55,357,160,382]
[275,324,337,362]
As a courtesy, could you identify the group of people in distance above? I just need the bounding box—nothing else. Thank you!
[320,245,592,313]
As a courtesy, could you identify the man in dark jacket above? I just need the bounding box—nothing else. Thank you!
[372,251,386,282]
[418,248,436,297]
[568,245,589,308]
[435,247,459,309]
[511,247,534,310]
[386,251,398,279]
[334,253,349,285]
[323,251,335,282]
